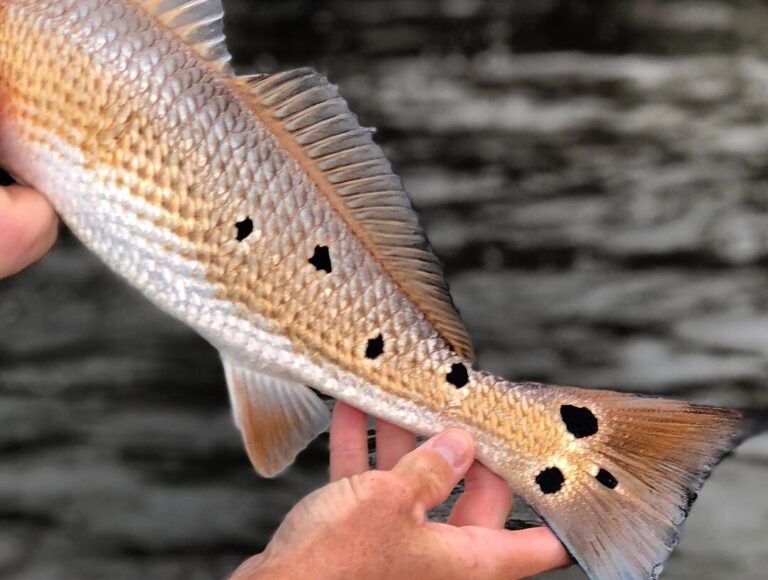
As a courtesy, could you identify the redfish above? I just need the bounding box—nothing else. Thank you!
[0,1,760,578]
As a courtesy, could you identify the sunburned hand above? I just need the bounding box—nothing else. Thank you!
[232,403,570,580]
[0,184,58,278]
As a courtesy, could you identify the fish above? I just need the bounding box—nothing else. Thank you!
[0,1,761,578]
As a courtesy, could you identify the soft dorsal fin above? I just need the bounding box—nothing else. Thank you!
[237,68,475,362]
[240,73,270,84]
[138,0,233,74]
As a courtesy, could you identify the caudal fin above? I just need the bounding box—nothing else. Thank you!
[525,388,760,580]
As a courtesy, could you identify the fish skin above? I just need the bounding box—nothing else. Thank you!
[0,2,759,578]
[0,0,465,454]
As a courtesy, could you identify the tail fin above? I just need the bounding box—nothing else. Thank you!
[524,387,761,580]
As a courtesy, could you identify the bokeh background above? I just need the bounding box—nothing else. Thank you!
[2,0,768,578]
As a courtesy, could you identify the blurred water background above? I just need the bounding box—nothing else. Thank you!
[2,0,768,578]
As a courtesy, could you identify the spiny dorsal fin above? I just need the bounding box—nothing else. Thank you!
[237,68,475,362]
[138,0,233,74]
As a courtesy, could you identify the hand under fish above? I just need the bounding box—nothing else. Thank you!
[232,403,571,580]
[0,1,762,578]
[0,182,57,277]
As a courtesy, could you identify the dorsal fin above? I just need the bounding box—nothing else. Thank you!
[237,68,475,362]
[240,73,270,84]
[138,0,233,74]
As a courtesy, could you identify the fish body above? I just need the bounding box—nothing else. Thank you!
[0,2,758,578]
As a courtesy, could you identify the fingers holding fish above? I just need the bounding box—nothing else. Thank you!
[0,185,58,278]
[329,402,369,481]
[500,526,572,577]
[457,526,571,579]
[391,429,475,510]
[375,418,416,471]
[447,462,513,529]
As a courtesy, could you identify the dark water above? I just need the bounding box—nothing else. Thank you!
[2,1,768,578]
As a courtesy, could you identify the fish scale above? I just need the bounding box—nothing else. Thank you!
[2,0,458,414]
[0,1,762,578]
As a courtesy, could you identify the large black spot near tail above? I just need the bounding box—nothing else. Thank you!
[560,404,598,438]
[446,363,469,388]
[536,466,565,494]
[235,217,253,241]
[365,334,384,359]
[596,468,618,489]
[309,245,332,273]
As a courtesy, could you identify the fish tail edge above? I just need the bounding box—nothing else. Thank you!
[525,388,761,580]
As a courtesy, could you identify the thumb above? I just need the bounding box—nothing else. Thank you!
[0,185,58,278]
[390,429,475,510]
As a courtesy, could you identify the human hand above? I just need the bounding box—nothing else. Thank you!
[0,184,58,278]
[232,403,570,580]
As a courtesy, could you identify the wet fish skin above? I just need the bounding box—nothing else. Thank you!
[0,0,467,472]
[0,2,758,578]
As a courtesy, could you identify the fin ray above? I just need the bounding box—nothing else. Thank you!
[221,355,330,477]
[138,0,233,74]
[525,387,755,580]
[235,68,475,362]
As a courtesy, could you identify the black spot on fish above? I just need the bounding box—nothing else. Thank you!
[536,466,565,494]
[365,334,384,359]
[596,468,618,489]
[235,217,253,242]
[309,245,332,273]
[446,363,469,388]
[560,404,598,438]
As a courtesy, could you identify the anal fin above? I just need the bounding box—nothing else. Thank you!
[221,355,330,477]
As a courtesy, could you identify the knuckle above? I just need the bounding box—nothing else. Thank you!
[395,451,451,501]
[416,449,450,477]
[357,470,396,497]
[329,441,368,457]
[345,471,413,514]
[342,473,376,506]
[330,442,369,467]
[420,467,448,498]
[367,470,416,505]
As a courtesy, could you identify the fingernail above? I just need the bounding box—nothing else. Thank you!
[429,430,471,470]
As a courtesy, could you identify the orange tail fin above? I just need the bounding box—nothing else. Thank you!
[523,387,761,579]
